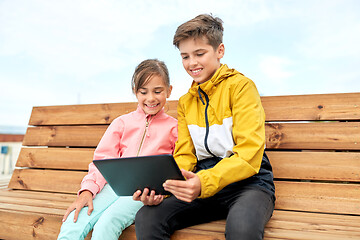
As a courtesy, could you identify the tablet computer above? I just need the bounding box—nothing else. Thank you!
[93,154,184,196]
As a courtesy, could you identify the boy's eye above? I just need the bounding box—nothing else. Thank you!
[140,91,147,95]
[182,56,189,60]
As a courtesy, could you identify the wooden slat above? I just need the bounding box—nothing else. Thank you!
[27,93,360,126]
[22,125,107,147]
[0,134,24,142]
[7,169,360,215]
[16,147,94,170]
[261,92,360,121]
[22,122,360,150]
[14,148,360,182]
[1,203,359,240]
[0,195,70,210]
[274,181,360,215]
[265,122,360,150]
[8,169,86,193]
[268,151,360,182]
[0,209,63,240]
[264,210,360,239]
[29,100,179,126]
[0,189,76,202]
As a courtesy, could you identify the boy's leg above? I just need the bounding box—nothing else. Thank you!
[91,196,143,240]
[135,195,225,240]
[57,184,118,240]
[225,187,274,240]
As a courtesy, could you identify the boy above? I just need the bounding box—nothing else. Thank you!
[133,14,275,240]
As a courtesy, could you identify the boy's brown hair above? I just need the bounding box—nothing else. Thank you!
[173,14,224,50]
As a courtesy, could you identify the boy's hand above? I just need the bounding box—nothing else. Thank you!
[163,169,201,202]
[62,190,94,223]
[133,188,164,206]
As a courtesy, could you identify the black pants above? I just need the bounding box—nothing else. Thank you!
[135,184,274,240]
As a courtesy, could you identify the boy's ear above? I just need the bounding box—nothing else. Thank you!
[167,85,173,98]
[217,43,225,59]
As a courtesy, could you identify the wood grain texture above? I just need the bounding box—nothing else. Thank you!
[29,100,178,126]
[265,122,360,150]
[274,181,360,215]
[8,169,86,193]
[268,151,360,182]
[261,92,360,121]
[27,93,360,126]
[1,92,360,240]
[21,122,360,150]
[14,149,360,182]
[22,125,107,147]
[16,147,94,170]
[1,202,359,240]
[7,168,360,215]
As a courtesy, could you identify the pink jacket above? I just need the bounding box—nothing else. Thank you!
[79,105,178,197]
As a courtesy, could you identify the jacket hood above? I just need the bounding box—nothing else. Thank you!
[188,64,241,97]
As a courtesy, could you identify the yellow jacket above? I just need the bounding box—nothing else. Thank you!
[174,64,266,198]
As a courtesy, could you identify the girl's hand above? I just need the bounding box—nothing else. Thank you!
[163,169,201,202]
[133,188,164,206]
[62,190,94,223]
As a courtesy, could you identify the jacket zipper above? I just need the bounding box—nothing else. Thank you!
[198,87,217,158]
[136,117,150,156]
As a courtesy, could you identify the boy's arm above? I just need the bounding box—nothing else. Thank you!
[173,99,198,172]
[197,79,266,198]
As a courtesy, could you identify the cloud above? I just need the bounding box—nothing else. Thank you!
[0,1,182,80]
[258,55,293,83]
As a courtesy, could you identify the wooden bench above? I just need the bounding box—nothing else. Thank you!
[0,92,359,239]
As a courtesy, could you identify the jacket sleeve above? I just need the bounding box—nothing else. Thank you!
[173,99,198,172]
[79,117,124,198]
[170,122,179,154]
[197,79,266,198]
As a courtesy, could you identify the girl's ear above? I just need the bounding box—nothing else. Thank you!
[167,85,173,98]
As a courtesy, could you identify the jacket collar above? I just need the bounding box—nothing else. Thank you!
[188,64,239,98]
[135,105,166,120]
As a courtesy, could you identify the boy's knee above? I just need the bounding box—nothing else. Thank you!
[135,206,152,231]
[225,220,264,240]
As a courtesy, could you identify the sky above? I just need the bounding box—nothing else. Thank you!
[0,0,359,132]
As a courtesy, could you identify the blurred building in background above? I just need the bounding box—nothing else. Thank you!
[0,126,25,177]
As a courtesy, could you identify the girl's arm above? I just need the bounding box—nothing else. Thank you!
[79,117,125,198]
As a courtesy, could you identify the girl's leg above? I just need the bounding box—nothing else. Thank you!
[91,196,143,240]
[225,187,274,240]
[57,184,118,240]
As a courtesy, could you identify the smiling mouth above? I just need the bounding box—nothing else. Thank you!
[191,68,202,75]
[145,103,159,108]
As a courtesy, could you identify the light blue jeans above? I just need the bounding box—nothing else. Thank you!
[58,184,143,240]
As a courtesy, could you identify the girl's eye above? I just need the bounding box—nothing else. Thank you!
[182,56,189,60]
[197,53,204,57]
[140,92,147,95]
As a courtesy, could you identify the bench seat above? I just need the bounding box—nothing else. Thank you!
[0,92,359,239]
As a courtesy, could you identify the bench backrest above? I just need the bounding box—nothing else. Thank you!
[9,92,360,216]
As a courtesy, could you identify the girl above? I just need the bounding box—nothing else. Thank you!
[58,59,178,240]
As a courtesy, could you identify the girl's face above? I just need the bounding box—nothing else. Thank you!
[135,75,172,115]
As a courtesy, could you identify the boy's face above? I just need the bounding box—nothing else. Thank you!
[179,36,224,84]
